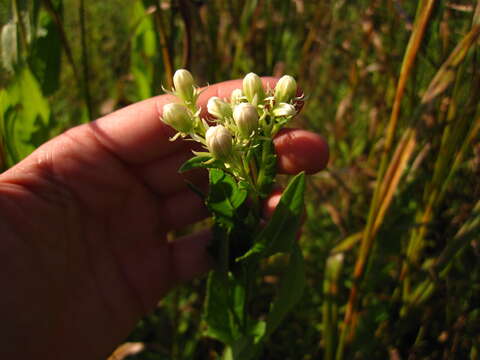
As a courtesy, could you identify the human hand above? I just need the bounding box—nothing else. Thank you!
[0,77,328,359]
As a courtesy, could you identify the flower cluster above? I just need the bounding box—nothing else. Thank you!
[160,69,300,191]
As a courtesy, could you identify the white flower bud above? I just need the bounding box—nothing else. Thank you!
[272,103,296,117]
[230,89,243,105]
[161,103,193,133]
[274,75,297,103]
[233,103,259,138]
[206,125,233,160]
[207,96,233,119]
[173,69,195,103]
[243,72,265,105]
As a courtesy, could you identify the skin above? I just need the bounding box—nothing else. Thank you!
[0,78,328,359]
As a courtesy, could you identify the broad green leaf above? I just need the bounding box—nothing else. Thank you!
[204,271,245,345]
[204,271,236,344]
[207,169,248,220]
[1,21,18,72]
[130,1,157,101]
[265,243,305,336]
[237,172,306,261]
[2,66,50,164]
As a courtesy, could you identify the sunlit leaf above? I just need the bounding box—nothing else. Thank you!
[237,172,305,261]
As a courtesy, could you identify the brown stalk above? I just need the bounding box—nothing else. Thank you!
[177,0,192,70]
[155,0,174,89]
[336,2,437,358]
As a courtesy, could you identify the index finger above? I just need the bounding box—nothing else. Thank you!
[88,77,280,165]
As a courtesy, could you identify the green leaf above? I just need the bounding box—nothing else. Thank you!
[237,172,306,261]
[29,9,62,95]
[204,271,236,344]
[204,271,245,345]
[207,169,248,220]
[265,243,305,337]
[179,155,220,173]
[129,1,158,101]
[1,66,50,165]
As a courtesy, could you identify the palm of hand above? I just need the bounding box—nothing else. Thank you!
[1,121,209,357]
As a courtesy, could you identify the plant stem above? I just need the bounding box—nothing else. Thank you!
[12,0,29,57]
[155,0,174,89]
[255,139,275,198]
[79,0,93,120]
[337,2,436,355]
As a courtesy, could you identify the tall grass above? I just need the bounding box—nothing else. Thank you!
[1,1,479,359]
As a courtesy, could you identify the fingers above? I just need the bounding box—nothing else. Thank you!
[262,188,305,241]
[161,189,209,230]
[136,147,208,196]
[169,229,212,283]
[263,188,283,219]
[126,229,212,313]
[274,128,329,175]
[88,77,281,165]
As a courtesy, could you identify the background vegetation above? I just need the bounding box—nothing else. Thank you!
[1,0,479,359]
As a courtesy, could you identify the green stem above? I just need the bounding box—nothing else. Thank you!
[256,139,275,198]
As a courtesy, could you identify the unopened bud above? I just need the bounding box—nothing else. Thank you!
[230,89,244,105]
[274,75,297,103]
[207,97,232,120]
[206,125,233,160]
[161,103,193,133]
[173,69,195,103]
[233,103,259,138]
[272,103,296,117]
[243,72,265,105]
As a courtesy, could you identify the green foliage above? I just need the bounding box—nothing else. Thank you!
[204,170,306,359]
[238,172,305,260]
[1,66,50,166]
[206,169,248,224]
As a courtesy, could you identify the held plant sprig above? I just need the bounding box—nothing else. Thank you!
[161,70,306,359]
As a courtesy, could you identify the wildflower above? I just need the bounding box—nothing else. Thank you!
[233,103,259,138]
[161,103,193,133]
[274,75,297,103]
[230,89,244,105]
[272,103,296,117]
[173,69,195,104]
[207,96,233,120]
[206,125,233,160]
[243,72,265,105]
